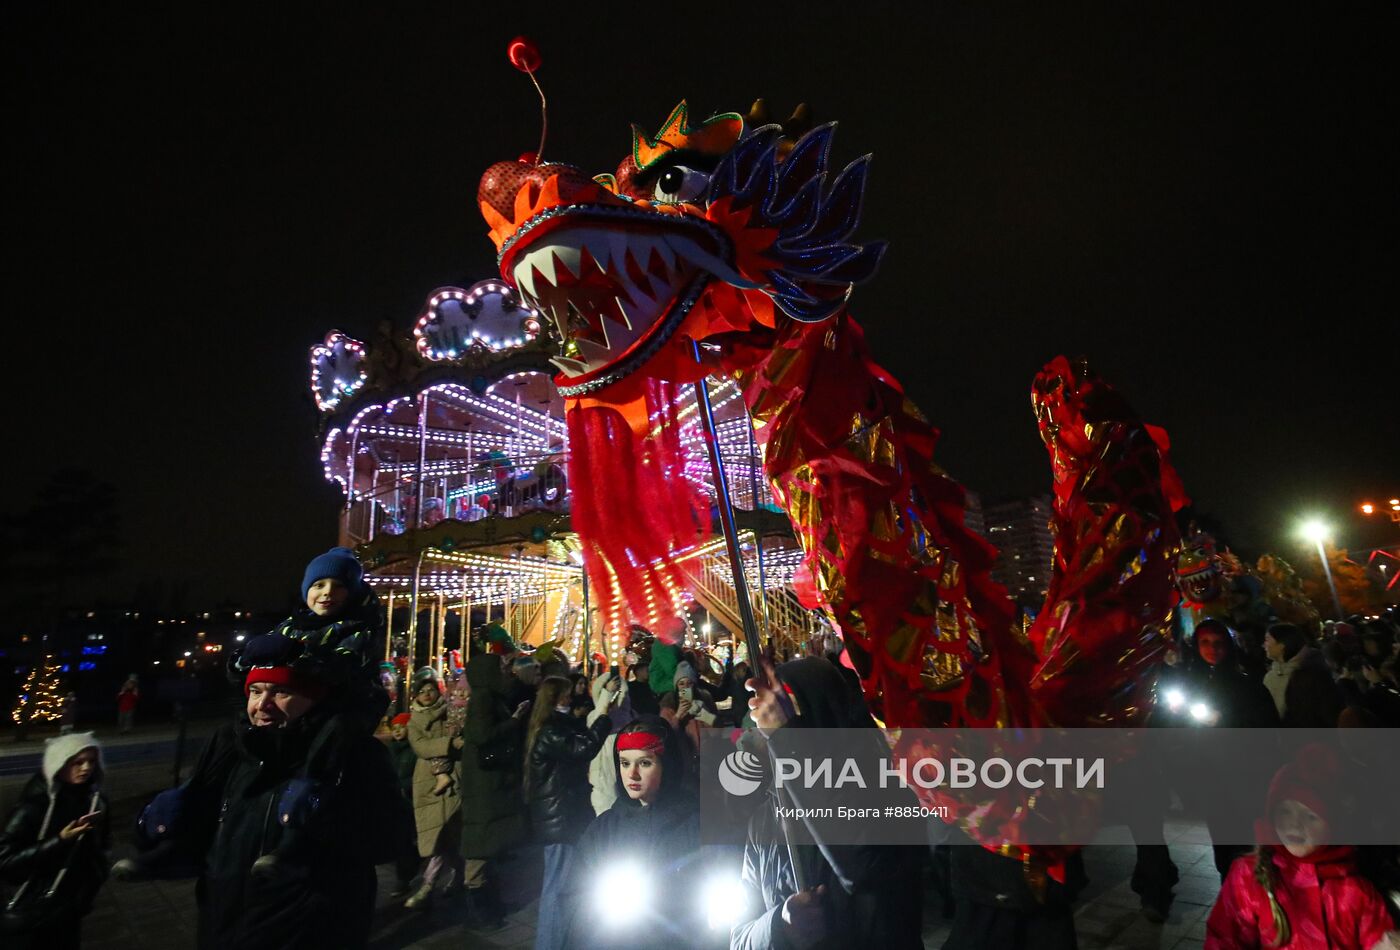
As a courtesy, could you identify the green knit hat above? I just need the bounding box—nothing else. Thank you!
[479,622,515,655]
[648,641,681,697]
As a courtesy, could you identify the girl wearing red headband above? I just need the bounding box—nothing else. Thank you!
[566,717,721,949]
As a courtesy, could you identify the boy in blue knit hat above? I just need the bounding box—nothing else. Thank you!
[228,546,389,881]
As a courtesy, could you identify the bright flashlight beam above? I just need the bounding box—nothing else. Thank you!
[1164,688,1185,711]
[703,874,749,930]
[1189,702,1213,723]
[1299,519,1330,544]
[594,862,651,928]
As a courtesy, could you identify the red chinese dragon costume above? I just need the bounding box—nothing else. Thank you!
[477,92,1189,863]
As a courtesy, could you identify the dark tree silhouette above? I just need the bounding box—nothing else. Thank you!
[2,469,123,632]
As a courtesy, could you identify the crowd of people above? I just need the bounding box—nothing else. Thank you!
[2,545,1398,949]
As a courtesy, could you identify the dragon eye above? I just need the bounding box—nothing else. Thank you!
[653,165,709,204]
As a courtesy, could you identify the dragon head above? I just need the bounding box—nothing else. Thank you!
[477,100,885,397]
[1176,532,1225,607]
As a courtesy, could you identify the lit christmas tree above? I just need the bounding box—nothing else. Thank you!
[11,655,64,724]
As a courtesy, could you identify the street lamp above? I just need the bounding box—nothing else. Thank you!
[1300,518,1344,620]
[1360,499,1400,525]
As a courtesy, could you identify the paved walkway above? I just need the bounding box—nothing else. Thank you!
[81,827,1223,949]
[1075,822,1219,950]
[12,731,1224,949]
[0,716,227,757]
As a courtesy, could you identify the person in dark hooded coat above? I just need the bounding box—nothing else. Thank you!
[459,651,530,925]
[1155,620,1281,879]
[1162,619,1280,729]
[0,732,110,950]
[564,715,730,950]
[731,657,923,950]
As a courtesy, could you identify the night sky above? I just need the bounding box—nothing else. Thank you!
[8,4,1397,610]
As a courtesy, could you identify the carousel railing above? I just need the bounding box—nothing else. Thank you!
[339,453,571,548]
[679,539,832,654]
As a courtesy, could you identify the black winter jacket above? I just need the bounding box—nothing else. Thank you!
[526,711,610,845]
[151,711,413,950]
[1281,649,1344,728]
[0,774,110,925]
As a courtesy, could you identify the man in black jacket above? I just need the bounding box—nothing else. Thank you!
[115,636,414,950]
[731,657,923,950]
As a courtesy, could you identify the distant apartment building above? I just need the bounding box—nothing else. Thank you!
[984,495,1054,607]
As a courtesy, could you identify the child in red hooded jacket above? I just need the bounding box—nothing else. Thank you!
[1206,743,1398,949]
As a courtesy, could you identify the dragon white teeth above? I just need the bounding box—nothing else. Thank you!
[550,356,589,376]
[651,238,676,272]
[595,309,611,349]
[552,244,583,279]
[514,262,539,302]
[630,234,658,271]
[538,246,562,287]
[615,262,653,310]
[651,271,680,300]
[577,228,615,270]
[552,361,587,377]
[607,233,630,273]
[574,338,612,364]
[547,305,568,340]
[612,296,634,330]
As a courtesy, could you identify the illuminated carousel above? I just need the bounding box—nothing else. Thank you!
[307,279,829,673]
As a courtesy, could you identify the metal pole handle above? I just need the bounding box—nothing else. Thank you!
[690,344,808,891]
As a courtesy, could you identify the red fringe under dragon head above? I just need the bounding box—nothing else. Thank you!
[477,99,886,403]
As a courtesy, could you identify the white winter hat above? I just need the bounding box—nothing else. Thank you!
[42,731,104,788]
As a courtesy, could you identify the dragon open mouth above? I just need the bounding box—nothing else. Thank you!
[507,218,728,381]
[1178,564,1220,602]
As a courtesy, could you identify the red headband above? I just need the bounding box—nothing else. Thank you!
[617,731,665,754]
[244,666,327,701]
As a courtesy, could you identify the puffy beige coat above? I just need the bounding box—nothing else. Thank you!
[408,696,461,857]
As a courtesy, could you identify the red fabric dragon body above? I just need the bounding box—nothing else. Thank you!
[476,100,1189,836]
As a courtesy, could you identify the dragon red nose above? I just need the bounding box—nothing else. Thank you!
[478,159,615,261]
[477,159,549,223]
